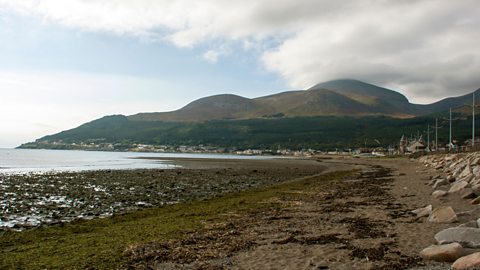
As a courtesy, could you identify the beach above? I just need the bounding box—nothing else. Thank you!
[2,155,477,269]
[126,157,463,270]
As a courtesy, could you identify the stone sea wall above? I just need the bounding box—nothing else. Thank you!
[416,152,480,269]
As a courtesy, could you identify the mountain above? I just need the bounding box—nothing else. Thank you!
[129,79,477,121]
[19,79,480,150]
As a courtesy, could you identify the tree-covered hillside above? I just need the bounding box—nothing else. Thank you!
[19,112,476,151]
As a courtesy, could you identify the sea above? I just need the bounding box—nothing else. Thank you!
[0,148,268,174]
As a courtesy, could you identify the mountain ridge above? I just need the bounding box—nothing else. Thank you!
[19,79,480,151]
[129,79,478,122]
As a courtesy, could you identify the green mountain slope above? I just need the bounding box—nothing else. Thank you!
[19,79,479,151]
[20,112,475,151]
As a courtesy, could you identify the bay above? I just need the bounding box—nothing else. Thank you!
[0,148,268,174]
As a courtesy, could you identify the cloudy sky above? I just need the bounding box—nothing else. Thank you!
[0,0,479,147]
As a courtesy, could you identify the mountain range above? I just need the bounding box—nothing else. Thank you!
[20,79,480,150]
[129,79,479,121]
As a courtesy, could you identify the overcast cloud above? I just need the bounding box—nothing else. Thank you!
[1,0,479,102]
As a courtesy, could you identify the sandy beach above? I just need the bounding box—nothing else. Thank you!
[125,156,476,270]
[2,155,478,269]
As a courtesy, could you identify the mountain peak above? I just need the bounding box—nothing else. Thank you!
[128,79,477,122]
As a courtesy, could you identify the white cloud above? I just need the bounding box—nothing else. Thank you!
[202,50,220,63]
[0,0,479,103]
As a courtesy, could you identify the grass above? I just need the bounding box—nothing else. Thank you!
[0,170,353,269]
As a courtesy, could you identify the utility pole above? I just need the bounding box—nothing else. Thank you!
[449,108,453,151]
[427,125,430,151]
[435,118,438,151]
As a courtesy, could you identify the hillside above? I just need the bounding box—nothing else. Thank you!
[20,79,479,151]
[19,112,477,151]
[129,79,478,121]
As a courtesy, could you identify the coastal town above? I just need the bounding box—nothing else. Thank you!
[18,133,480,157]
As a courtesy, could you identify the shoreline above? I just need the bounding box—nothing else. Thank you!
[3,155,476,269]
[0,157,330,231]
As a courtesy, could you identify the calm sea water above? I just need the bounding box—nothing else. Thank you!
[0,149,267,174]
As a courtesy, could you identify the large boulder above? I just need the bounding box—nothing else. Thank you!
[420,243,467,262]
[428,207,458,223]
[452,252,480,269]
[449,181,470,193]
[435,227,480,248]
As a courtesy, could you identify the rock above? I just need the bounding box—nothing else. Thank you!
[474,166,480,176]
[478,218,480,228]
[412,205,433,217]
[428,206,458,223]
[471,158,480,166]
[472,184,480,195]
[459,164,472,179]
[433,190,448,198]
[459,175,475,184]
[420,243,467,262]
[449,181,470,193]
[471,197,480,205]
[457,221,479,228]
[452,252,480,269]
[448,175,457,183]
[433,179,449,189]
[435,227,480,248]
[460,188,477,199]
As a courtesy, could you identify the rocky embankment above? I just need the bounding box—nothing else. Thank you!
[416,152,480,269]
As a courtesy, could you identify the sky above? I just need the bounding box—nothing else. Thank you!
[0,0,479,148]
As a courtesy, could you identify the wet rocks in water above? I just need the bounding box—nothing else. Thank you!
[1,162,326,231]
[428,206,458,223]
[420,243,467,262]
[435,227,480,248]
